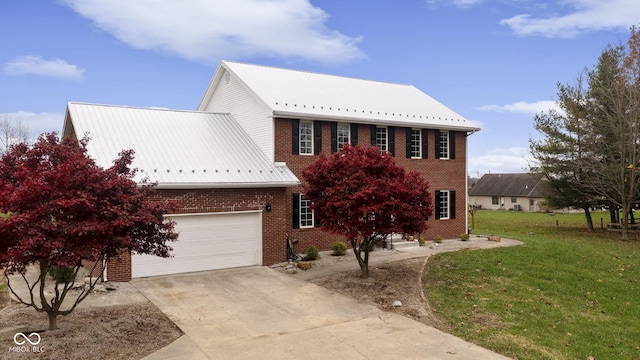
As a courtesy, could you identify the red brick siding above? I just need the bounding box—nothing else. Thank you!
[106,187,289,281]
[274,118,468,252]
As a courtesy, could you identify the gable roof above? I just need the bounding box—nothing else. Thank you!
[199,61,480,132]
[62,102,299,189]
[469,173,546,198]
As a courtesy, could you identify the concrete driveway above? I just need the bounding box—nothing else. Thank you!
[134,266,510,360]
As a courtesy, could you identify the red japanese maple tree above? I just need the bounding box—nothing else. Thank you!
[0,133,179,330]
[302,145,433,277]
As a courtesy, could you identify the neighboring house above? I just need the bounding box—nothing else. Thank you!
[469,173,546,212]
[62,61,480,281]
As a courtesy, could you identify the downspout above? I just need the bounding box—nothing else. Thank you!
[102,257,107,282]
[466,132,469,234]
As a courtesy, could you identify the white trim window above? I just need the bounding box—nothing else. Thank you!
[299,195,314,228]
[438,130,449,159]
[337,123,350,151]
[299,121,313,155]
[376,126,388,153]
[438,190,450,220]
[410,129,421,158]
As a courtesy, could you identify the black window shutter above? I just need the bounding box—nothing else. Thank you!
[449,131,456,159]
[435,191,441,220]
[350,123,358,146]
[435,130,441,159]
[292,193,300,229]
[314,212,321,228]
[370,125,376,146]
[314,121,322,155]
[405,127,412,159]
[450,190,456,219]
[388,126,395,156]
[330,122,337,153]
[292,119,300,155]
[422,129,429,159]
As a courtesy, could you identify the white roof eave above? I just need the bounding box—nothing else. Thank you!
[272,110,481,132]
[155,181,300,189]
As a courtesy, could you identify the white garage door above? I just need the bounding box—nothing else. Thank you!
[129,211,262,278]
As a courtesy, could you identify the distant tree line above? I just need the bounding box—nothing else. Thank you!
[531,26,640,239]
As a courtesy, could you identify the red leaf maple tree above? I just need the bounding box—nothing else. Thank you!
[0,133,179,330]
[302,145,433,277]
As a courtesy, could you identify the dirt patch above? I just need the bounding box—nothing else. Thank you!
[307,254,451,331]
[0,281,182,360]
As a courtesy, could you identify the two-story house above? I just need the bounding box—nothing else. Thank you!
[62,61,479,281]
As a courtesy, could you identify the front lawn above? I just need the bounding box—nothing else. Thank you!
[427,210,640,359]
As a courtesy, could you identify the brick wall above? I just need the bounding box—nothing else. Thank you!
[106,187,289,281]
[274,118,468,252]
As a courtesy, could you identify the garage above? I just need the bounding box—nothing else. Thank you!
[130,211,262,278]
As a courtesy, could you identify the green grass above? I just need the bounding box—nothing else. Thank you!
[427,210,640,359]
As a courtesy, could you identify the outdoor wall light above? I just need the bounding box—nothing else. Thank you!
[265,203,272,212]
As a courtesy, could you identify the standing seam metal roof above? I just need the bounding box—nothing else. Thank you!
[199,61,481,131]
[64,102,299,188]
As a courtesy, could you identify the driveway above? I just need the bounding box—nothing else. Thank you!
[133,266,510,360]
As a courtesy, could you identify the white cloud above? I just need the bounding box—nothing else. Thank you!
[469,147,531,176]
[61,0,365,65]
[500,0,640,37]
[0,111,64,140]
[426,0,483,8]
[477,100,560,115]
[3,56,85,80]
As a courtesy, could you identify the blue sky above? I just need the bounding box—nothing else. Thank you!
[1,0,638,176]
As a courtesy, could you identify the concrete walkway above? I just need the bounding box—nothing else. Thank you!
[134,239,517,360]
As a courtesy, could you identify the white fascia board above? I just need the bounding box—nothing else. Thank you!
[154,181,301,189]
[272,110,481,132]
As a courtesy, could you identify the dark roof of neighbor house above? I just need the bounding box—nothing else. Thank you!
[469,173,546,198]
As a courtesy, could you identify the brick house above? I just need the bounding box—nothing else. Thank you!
[198,61,480,257]
[62,61,480,281]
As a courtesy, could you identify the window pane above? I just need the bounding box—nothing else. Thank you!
[439,131,449,159]
[300,196,314,228]
[411,129,421,158]
[337,123,350,151]
[376,127,387,153]
[492,196,499,205]
[439,191,449,219]
[300,121,313,155]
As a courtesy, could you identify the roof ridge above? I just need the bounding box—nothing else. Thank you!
[222,60,414,88]
[67,102,230,116]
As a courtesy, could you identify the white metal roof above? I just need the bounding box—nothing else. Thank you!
[63,102,299,188]
[199,61,480,132]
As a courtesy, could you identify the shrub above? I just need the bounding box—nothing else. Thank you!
[418,237,426,246]
[332,241,347,256]
[48,265,75,284]
[434,235,443,243]
[459,233,470,241]
[304,245,319,261]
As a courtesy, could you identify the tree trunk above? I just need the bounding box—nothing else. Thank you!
[48,312,57,331]
[583,207,594,232]
[350,238,369,278]
[621,207,630,241]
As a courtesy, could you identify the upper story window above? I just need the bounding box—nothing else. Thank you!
[410,129,421,158]
[299,121,313,155]
[438,131,449,159]
[376,126,387,153]
[337,123,350,151]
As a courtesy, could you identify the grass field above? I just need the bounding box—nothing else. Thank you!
[427,210,640,359]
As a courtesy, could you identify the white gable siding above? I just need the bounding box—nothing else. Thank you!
[202,69,275,162]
